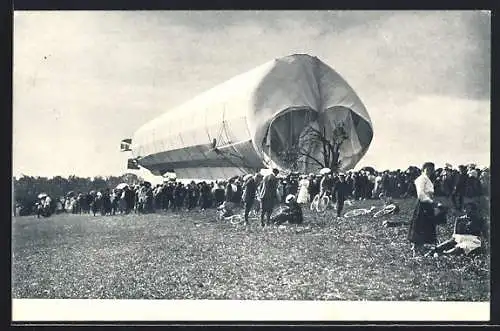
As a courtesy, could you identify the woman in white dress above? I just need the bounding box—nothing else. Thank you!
[297,175,310,204]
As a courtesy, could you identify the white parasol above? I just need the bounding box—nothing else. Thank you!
[116,183,129,190]
[319,168,331,175]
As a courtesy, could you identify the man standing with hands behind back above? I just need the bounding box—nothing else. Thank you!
[259,168,279,227]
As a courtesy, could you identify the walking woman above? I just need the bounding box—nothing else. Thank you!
[407,162,440,256]
[296,175,310,205]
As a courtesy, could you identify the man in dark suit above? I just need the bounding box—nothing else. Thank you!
[333,173,350,218]
[242,173,257,225]
[452,165,468,211]
[258,168,279,226]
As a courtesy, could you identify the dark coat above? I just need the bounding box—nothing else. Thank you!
[453,173,468,194]
[283,201,304,224]
[333,181,350,202]
[225,183,234,202]
[242,177,257,203]
[308,178,320,196]
[272,201,304,225]
[320,176,334,193]
[214,187,225,205]
[455,213,484,236]
[259,173,279,211]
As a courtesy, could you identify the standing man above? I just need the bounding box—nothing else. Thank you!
[307,173,319,202]
[407,162,439,256]
[199,182,212,211]
[253,173,264,215]
[225,179,235,204]
[259,168,279,227]
[452,165,468,211]
[242,173,257,225]
[333,173,349,218]
[287,174,299,197]
[319,171,334,200]
[213,182,225,208]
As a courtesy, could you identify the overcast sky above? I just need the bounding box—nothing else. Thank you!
[13,10,490,180]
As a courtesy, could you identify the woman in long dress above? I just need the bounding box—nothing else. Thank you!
[407,162,441,256]
[297,175,310,204]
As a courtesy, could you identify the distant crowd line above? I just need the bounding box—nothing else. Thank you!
[27,163,488,221]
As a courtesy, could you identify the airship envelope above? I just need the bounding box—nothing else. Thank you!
[129,54,373,179]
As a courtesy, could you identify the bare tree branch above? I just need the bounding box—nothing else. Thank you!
[277,120,349,172]
[296,148,325,168]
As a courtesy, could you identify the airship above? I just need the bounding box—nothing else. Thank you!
[121,54,373,179]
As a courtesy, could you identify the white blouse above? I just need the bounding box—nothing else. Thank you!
[414,173,434,203]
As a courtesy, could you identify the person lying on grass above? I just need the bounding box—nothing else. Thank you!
[271,194,304,225]
[424,202,485,257]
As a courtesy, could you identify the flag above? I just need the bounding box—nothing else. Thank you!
[120,139,132,152]
[127,158,140,170]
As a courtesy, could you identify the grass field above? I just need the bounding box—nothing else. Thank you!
[12,198,490,301]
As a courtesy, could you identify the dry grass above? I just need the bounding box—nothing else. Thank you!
[12,198,489,300]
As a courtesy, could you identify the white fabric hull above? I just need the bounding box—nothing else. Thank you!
[130,54,373,179]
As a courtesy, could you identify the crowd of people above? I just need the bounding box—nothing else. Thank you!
[32,163,487,216]
[30,162,488,256]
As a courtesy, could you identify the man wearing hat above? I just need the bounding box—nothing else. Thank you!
[307,173,320,203]
[242,173,257,225]
[258,168,280,226]
[333,173,350,218]
[319,170,334,201]
[441,166,454,199]
[466,168,482,198]
[452,165,468,210]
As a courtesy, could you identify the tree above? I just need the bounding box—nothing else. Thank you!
[120,173,143,186]
[91,176,107,191]
[13,173,149,215]
[278,120,349,173]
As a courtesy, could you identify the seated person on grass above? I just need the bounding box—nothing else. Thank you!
[217,201,235,219]
[425,202,485,256]
[271,194,304,225]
